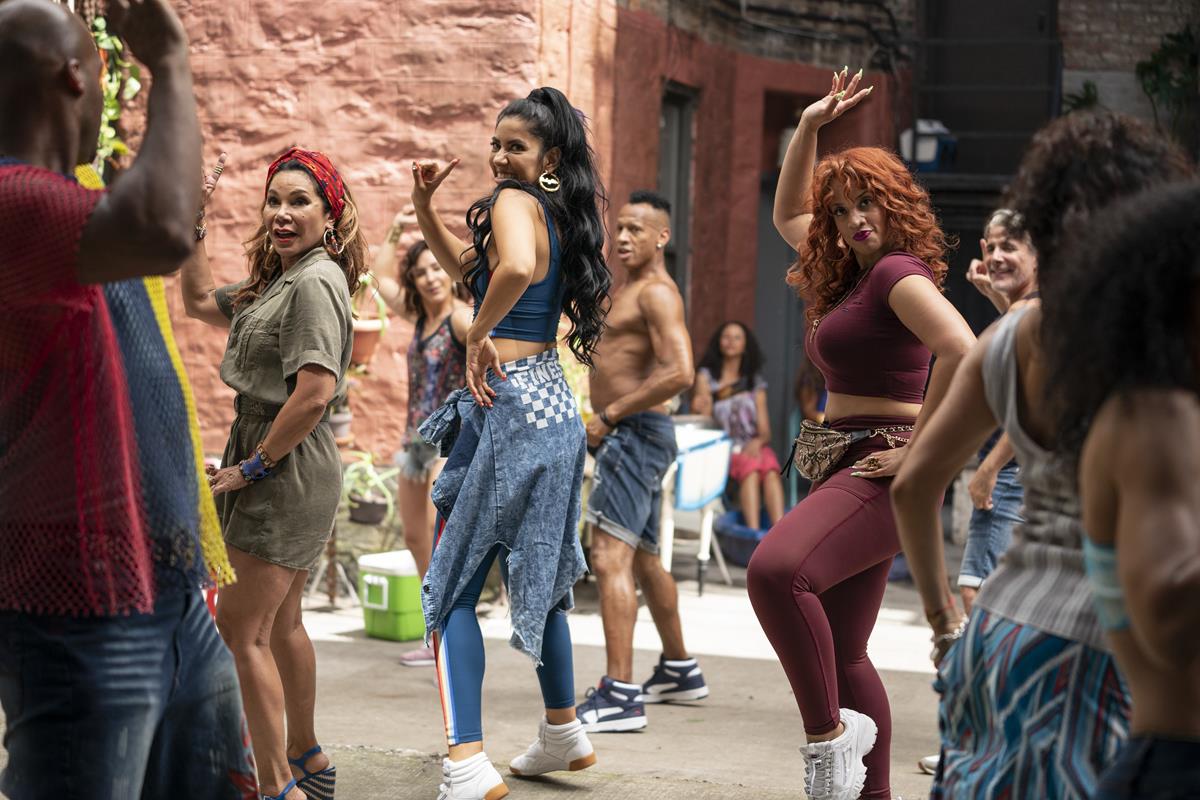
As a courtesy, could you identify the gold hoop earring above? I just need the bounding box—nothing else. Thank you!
[263,237,273,254]
[323,227,345,256]
[538,171,561,193]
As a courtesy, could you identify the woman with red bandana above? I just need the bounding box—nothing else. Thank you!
[180,148,370,800]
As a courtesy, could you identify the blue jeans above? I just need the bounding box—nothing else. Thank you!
[584,411,678,555]
[0,590,255,799]
[1095,736,1200,799]
[958,464,1023,588]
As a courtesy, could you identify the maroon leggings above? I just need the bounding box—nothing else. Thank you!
[747,415,914,800]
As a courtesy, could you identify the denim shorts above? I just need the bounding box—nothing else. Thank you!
[0,590,255,799]
[958,463,1023,588]
[585,411,678,554]
[1095,736,1200,799]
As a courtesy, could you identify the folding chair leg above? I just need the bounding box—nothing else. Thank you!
[710,523,733,586]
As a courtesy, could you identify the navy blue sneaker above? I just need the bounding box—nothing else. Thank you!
[638,656,709,703]
[575,676,647,733]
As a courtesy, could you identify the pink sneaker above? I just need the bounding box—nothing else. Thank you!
[399,644,435,667]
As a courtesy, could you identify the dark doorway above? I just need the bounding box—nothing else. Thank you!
[658,82,698,312]
[914,0,1061,175]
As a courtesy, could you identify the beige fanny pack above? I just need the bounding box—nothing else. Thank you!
[784,421,913,483]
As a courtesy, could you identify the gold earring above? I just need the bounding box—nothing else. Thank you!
[538,171,561,193]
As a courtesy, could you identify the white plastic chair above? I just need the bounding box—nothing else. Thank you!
[660,437,734,596]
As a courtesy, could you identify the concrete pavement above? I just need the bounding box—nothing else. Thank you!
[0,554,944,799]
[301,552,942,799]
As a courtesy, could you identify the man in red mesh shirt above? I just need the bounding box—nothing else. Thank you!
[0,1,255,796]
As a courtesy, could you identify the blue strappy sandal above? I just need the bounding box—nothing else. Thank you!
[288,745,337,800]
[262,778,300,800]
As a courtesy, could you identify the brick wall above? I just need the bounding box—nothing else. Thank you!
[154,0,615,459]
[610,6,897,352]
[619,0,917,71]
[1059,0,1199,120]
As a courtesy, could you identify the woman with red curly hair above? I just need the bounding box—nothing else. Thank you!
[746,69,974,800]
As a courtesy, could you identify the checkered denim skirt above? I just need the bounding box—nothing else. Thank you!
[417,349,588,663]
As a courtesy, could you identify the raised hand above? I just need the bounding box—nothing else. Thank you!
[411,158,460,210]
[799,66,873,130]
[201,152,227,211]
[392,204,419,230]
[105,0,189,71]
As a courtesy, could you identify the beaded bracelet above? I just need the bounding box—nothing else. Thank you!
[239,450,273,483]
[929,615,968,664]
[255,441,278,470]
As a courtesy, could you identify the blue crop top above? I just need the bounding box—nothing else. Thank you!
[469,194,565,343]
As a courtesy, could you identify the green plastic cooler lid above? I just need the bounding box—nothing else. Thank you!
[357,550,418,577]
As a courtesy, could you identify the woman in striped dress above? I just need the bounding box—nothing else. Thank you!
[890,111,1193,799]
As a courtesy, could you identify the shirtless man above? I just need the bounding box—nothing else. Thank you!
[575,190,707,733]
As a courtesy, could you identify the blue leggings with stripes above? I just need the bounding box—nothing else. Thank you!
[435,544,575,745]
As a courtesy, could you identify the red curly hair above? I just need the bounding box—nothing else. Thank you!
[787,147,951,324]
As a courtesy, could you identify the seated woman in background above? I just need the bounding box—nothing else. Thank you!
[692,321,784,528]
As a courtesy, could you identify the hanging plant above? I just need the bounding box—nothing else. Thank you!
[90,16,142,176]
[1136,25,1199,158]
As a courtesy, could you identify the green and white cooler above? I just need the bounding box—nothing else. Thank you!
[358,550,424,642]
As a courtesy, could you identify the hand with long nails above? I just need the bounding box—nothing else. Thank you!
[798,65,873,131]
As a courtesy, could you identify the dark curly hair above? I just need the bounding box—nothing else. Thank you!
[787,146,952,323]
[696,321,765,395]
[1043,181,1200,459]
[1005,111,1193,275]
[462,87,611,366]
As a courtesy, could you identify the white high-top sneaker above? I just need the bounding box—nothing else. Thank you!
[509,717,598,777]
[437,752,508,800]
[799,708,878,800]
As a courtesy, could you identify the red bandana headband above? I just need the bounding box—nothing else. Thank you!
[265,147,346,222]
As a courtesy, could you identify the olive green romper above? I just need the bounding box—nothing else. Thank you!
[214,247,352,569]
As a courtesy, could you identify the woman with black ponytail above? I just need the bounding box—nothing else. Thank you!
[410,86,611,800]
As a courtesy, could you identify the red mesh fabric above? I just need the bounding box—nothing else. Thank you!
[0,163,154,616]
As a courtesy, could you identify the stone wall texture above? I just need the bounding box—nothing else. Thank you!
[162,0,616,459]
[119,0,900,460]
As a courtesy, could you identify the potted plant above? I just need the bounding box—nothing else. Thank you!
[342,450,398,526]
[329,397,353,441]
[351,273,389,368]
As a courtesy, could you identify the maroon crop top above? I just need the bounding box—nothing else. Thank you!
[804,251,935,404]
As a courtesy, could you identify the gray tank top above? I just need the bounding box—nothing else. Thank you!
[973,307,1106,650]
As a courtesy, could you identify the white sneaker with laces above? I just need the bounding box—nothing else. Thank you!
[509,717,597,777]
[437,752,508,800]
[799,707,878,800]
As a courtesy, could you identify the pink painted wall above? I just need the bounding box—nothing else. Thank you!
[158,0,614,459]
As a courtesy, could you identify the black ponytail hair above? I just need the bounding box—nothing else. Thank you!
[462,86,611,367]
